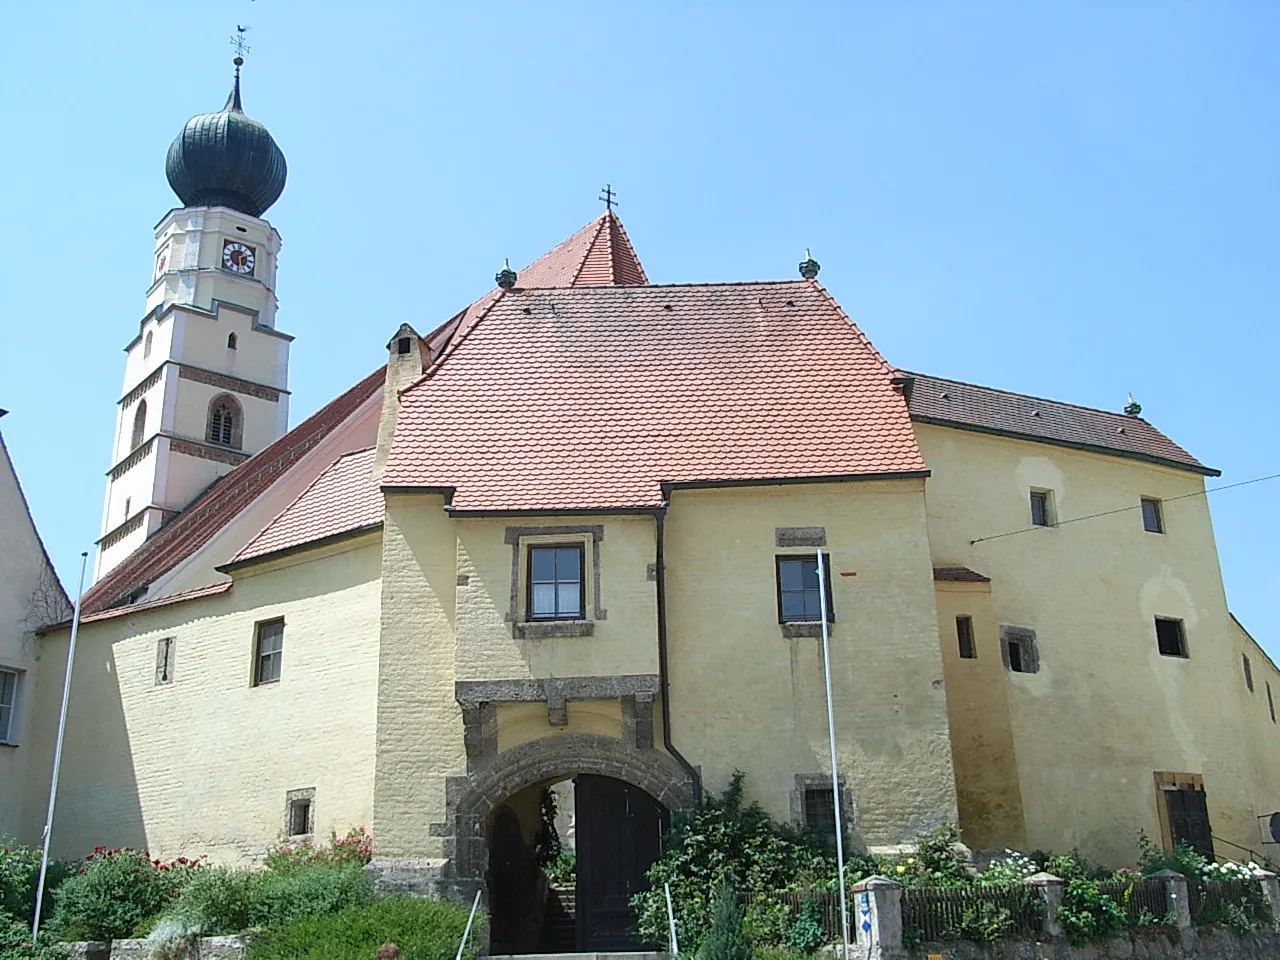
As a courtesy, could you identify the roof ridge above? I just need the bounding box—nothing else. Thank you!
[604,212,647,284]
[499,279,813,292]
[408,289,511,392]
[902,370,1150,423]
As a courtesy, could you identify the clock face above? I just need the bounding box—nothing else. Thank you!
[222,240,256,276]
[154,249,168,280]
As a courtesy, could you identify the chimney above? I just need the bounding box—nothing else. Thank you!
[374,324,429,477]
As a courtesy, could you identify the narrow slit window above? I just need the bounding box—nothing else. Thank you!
[956,616,976,659]
[1269,684,1276,725]
[155,637,175,685]
[227,332,237,350]
[1155,617,1188,658]
[1141,497,1164,534]
[131,400,147,451]
[1243,654,1254,692]
[1030,491,1052,527]
[0,669,17,744]
[527,545,585,621]
[253,619,284,685]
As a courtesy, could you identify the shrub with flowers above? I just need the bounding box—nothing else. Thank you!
[263,827,373,873]
[0,838,74,927]
[45,847,204,941]
[978,849,1041,885]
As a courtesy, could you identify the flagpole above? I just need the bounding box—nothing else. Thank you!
[32,551,89,941]
[815,549,851,957]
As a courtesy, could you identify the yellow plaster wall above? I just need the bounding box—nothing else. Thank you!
[1228,617,1280,862]
[663,481,958,848]
[372,493,463,860]
[496,700,624,753]
[453,517,659,683]
[20,540,382,863]
[932,581,1026,851]
[917,422,1256,865]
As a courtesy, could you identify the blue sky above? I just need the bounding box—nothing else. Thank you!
[1,3,1276,652]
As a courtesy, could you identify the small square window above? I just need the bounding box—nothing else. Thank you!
[1268,684,1276,725]
[956,616,976,659]
[285,789,315,837]
[1141,498,1164,534]
[776,555,834,623]
[527,545,585,621]
[1029,491,1053,527]
[1155,617,1188,658]
[1243,654,1254,692]
[155,638,175,685]
[1000,626,1039,674]
[253,619,284,686]
[0,669,17,744]
[803,787,837,840]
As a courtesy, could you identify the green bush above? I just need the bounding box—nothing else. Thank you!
[0,914,63,960]
[161,862,371,935]
[249,863,372,929]
[246,896,478,960]
[1056,877,1126,946]
[784,900,825,953]
[0,840,74,927]
[696,883,752,960]
[632,773,832,949]
[1136,833,1208,879]
[163,867,257,935]
[47,849,198,941]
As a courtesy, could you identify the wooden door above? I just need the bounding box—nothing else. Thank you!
[575,775,668,950]
[1165,785,1215,860]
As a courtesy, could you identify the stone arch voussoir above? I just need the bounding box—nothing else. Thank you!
[444,733,696,884]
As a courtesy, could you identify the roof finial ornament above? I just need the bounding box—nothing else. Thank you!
[495,258,517,290]
[599,184,617,212]
[1124,393,1142,417]
[226,25,250,112]
[798,249,820,280]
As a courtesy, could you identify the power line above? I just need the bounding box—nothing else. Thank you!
[969,472,1280,546]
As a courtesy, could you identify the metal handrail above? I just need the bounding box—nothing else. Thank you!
[665,882,680,956]
[456,890,482,960]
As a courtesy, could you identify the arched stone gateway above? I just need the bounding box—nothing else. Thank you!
[440,733,697,891]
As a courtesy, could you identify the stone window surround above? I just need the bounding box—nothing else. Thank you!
[790,773,854,832]
[504,525,606,637]
[1000,625,1040,674]
[285,787,316,837]
[154,637,176,686]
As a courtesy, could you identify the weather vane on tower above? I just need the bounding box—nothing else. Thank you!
[230,25,251,70]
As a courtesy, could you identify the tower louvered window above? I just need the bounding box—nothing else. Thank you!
[207,397,240,448]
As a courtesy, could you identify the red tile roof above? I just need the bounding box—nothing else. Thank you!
[81,366,387,615]
[381,281,927,510]
[904,372,1217,476]
[228,447,381,566]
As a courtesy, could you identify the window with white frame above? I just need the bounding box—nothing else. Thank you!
[253,619,284,686]
[0,670,18,744]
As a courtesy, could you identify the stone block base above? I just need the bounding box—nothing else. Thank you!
[364,857,479,903]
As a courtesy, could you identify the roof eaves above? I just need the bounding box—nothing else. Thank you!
[910,415,1221,477]
[661,470,931,497]
[217,522,384,574]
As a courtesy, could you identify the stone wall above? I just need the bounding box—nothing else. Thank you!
[64,937,247,959]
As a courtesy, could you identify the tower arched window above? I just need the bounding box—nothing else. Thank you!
[143,332,153,359]
[227,332,237,350]
[207,395,243,449]
[130,400,147,451]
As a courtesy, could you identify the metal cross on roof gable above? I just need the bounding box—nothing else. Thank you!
[230,25,251,61]
[599,184,617,211]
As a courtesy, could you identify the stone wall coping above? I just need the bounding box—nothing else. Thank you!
[1253,868,1277,879]
[1024,871,1065,885]
[850,874,901,891]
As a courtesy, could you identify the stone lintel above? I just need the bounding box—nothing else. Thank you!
[455,674,660,709]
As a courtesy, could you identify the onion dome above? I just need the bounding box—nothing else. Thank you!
[164,60,287,217]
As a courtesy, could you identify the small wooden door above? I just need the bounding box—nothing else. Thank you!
[1165,785,1215,860]
[575,775,668,950]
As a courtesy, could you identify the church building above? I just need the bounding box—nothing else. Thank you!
[15,59,1280,952]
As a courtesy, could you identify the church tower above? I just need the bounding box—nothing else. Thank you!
[96,57,291,582]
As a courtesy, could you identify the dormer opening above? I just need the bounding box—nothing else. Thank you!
[397,337,412,355]
[228,332,238,350]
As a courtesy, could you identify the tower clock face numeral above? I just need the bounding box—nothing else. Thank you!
[222,240,256,276]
